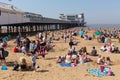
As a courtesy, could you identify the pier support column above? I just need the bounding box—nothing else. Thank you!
[16,26,18,33]
[12,26,14,33]
[30,26,32,32]
[43,25,45,31]
[7,26,9,33]
[0,26,1,33]
[28,26,30,32]
[9,26,12,33]
[38,25,40,31]
[35,25,37,31]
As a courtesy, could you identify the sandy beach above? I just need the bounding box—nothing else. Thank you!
[1,28,120,80]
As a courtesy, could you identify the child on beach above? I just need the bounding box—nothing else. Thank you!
[31,54,37,71]
[0,44,6,65]
[97,55,105,65]
[105,57,112,66]
[20,57,28,71]
[41,47,46,58]
[97,55,102,65]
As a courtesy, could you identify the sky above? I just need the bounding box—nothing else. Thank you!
[0,0,120,24]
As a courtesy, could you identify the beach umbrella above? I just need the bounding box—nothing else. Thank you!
[79,31,85,35]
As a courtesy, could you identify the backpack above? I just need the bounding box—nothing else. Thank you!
[3,50,9,57]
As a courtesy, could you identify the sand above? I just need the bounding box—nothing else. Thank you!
[0,28,120,80]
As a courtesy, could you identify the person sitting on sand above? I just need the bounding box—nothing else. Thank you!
[77,47,83,55]
[90,46,98,56]
[82,46,87,54]
[14,46,19,53]
[84,35,88,40]
[71,53,79,64]
[21,45,26,54]
[97,55,102,65]
[56,56,62,63]
[79,50,87,64]
[101,57,105,64]
[65,52,72,63]
[105,57,112,66]
[56,56,65,63]
[100,45,107,52]
[97,56,105,65]
[19,57,28,71]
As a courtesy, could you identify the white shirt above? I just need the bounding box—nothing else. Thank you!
[21,46,25,52]
[39,33,42,38]
[42,37,46,43]
[100,46,107,51]
[97,58,101,64]
[72,54,77,59]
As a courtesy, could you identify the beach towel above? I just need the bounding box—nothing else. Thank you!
[87,67,113,77]
[59,63,72,67]
[87,69,107,77]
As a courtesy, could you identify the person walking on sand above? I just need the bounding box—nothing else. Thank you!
[41,47,46,58]
[0,44,6,65]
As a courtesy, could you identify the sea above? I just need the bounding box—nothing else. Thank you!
[86,24,120,30]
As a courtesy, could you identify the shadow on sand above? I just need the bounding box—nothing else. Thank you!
[45,57,57,60]
[36,70,49,73]
[6,61,15,67]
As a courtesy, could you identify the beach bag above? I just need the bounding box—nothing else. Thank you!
[100,66,105,72]
[1,65,7,70]
[13,64,19,71]
[3,50,9,57]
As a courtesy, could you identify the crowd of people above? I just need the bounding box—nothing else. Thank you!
[1,27,120,72]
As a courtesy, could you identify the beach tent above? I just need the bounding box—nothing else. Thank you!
[95,31,102,36]
[78,31,85,35]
